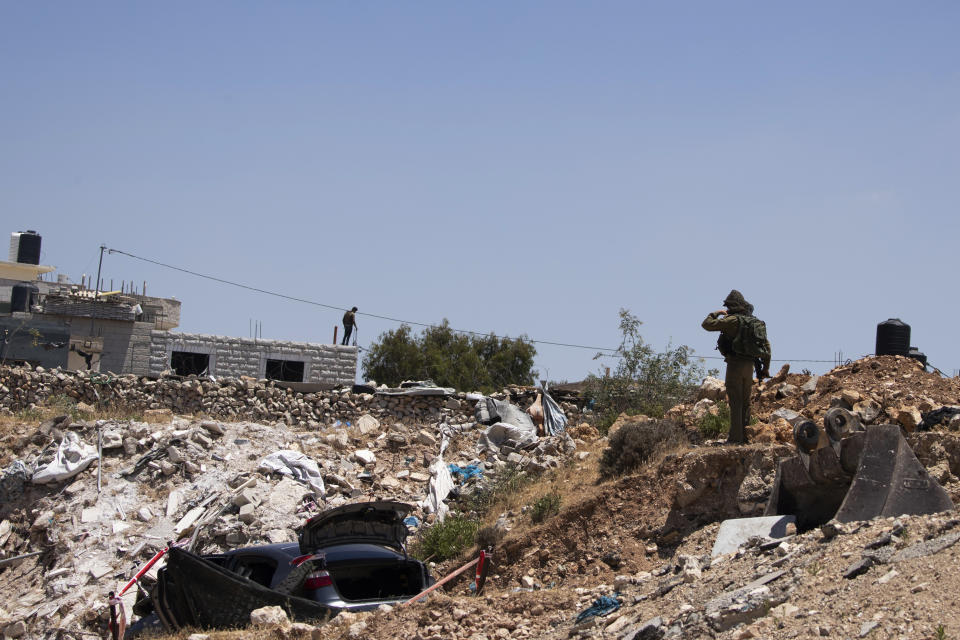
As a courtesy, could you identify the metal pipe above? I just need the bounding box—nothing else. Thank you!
[402,555,480,606]
[0,551,42,568]
[97,426,103,494]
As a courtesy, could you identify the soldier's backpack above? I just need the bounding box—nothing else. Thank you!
[732,315,770,359]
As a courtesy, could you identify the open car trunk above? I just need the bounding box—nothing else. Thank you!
[327,556,429,602]
[299,500,412,553]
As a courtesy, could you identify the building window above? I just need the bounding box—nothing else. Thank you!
[265,359,305,382]
[171,351,210,376]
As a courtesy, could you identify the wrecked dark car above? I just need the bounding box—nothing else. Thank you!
[131,501,432,634]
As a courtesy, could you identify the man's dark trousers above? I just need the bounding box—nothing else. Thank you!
[725,357,754,444]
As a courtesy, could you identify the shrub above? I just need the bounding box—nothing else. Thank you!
[361,320,537,392]
[412,516,480,562]
[459,464,532,516]
[530,492,562,523]
[599,418,688,478]
[475,525,504,551]
[585,309,716,426]
[697,401,730,439]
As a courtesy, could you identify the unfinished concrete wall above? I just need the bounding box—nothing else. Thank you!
[0,312,355,384]
[0,313,154,373]
[0,314,71,368]
[148,332,356,386]
[98,320,154,376]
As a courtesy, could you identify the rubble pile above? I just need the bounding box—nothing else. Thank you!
[669,355,960,444]
[3,354,960,639]
[0,393,584,638]
[0,364,581,427]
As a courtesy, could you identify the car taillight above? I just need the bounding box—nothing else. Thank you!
[304,570,333,590]
[290,554,314,567]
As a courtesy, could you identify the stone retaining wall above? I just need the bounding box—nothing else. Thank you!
[0,364,581,427]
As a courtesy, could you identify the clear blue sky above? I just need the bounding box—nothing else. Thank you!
[3,2,959,382]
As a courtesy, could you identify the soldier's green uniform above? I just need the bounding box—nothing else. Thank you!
[701,290,771,444]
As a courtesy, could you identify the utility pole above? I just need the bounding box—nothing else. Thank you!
[89,245,106,335]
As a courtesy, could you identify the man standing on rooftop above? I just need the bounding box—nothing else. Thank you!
[342,307,358,346]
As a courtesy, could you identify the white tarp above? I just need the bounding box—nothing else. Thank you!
[258,450,326,498]
[420,429,454,522]
[420,456,454,522]
[477,421,539,454]
[32,432,99,484]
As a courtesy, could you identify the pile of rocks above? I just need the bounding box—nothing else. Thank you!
[0,364,581,427]
[669,356,960,443]
[0,385,590,639]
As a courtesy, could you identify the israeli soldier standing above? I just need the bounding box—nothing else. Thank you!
[701,290,771,444]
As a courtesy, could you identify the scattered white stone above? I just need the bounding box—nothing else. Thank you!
[353,449,376,465]
[877,569,899,585]
[200,420,225,435]
[80,507,100,523]
[416,430,437,447]
[88,564,112,580]
[238,503,257,524]
[356,414,380,435]
[250,605,290,628]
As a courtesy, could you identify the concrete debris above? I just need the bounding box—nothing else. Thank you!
[258,450,326,497]
[711,516,796,556]
[31,431,99,484]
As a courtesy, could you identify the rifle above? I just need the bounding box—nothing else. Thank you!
[754,358,765,382]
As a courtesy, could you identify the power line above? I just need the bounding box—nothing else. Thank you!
[105,246,840,364]
[106,247,619,351]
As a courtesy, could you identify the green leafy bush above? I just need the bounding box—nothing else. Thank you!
[585,309,716,429]
[361,320,537,392]
[530,492,562,523]
[412,515,480,562]
[599,418,688,478]
[697,401,730,439]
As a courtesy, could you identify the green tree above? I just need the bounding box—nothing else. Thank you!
[585,308,716,429]
[361,320,537,392]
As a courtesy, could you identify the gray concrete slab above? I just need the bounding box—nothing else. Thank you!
[711,515,796,557]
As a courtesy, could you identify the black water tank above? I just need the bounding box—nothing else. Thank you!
[14,230,42,265]
[11,283,39,312]
[908,347,928,367]
[876,318,911,356]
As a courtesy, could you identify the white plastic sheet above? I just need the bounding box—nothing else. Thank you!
[32,432,99,484]
[258,450,326,498]
[420,431,454,522]
[476,422,539,454]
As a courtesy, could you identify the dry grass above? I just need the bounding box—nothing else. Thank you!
[131,626,302,640]
[477,437,607,531]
